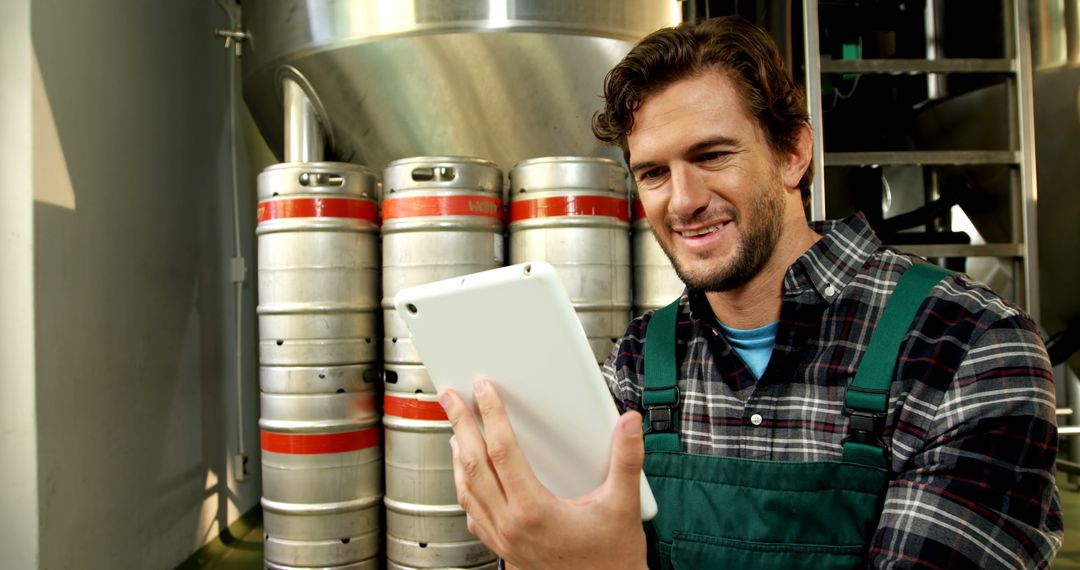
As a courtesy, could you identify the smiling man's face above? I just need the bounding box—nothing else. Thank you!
[627,70,791,292]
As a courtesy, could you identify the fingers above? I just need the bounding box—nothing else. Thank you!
[601,411,646,513]
[472,378,540,503]
[439,388,506,529]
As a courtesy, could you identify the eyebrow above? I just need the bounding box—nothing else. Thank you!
[629,160,659,175]
[629,136,742,175]
[687,136,740,153]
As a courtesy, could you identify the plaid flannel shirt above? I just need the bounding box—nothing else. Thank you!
[604,213,1063,568]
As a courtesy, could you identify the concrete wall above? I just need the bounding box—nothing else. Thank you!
[29,1,268,567]
[0,0,40,567]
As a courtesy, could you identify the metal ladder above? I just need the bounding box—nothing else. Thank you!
[801,0,1041,321]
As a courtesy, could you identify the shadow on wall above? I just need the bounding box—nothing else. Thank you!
[30,0,266,567]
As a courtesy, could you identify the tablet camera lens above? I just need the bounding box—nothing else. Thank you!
[406,303,418,315]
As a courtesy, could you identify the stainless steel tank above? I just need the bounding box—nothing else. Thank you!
[256,162,380,366]
[382,392,495,568]
[508,157,632,363]
[241,1,677,169]
[631,187,684,315]
[381,157,505,366]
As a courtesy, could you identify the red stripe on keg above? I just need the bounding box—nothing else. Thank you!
[382,195,503,220]
[632,199,646,221]
[260,427,380,454]
[509,195,628,223]
[257,197,378,223]
[383,394,449,421]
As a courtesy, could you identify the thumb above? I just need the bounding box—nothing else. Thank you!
[602,411,646,505]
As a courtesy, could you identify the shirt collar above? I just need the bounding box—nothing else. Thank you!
[787,212,881,302]
[686,213,882,320]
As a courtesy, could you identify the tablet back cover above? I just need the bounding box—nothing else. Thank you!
[394,262,619,501]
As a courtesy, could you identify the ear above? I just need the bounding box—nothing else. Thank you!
[780,122,813,191]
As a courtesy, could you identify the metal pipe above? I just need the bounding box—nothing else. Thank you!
[216,0,248,481]
[283,78,324,163]
[1068,0,1080,65]
[924,0,946,101]
[802,0,826,221]
[1012,0,1042,321]
[1056,458,1080,475]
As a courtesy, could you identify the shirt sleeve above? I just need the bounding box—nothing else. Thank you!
[869,314,1063,568]
[603,311,652,414]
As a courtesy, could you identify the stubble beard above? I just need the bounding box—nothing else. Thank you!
[658,179,786,293]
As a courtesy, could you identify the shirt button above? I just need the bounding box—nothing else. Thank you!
[824,285,837,297]
[750,413,763,426]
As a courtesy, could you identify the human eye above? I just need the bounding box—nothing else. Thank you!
[695,150,731,165]
[636,166,666,181]
[635,167,667,188]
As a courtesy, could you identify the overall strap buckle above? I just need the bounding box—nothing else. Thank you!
[842,407,887,447]
[643,385,681,434]
[841,385,889,453]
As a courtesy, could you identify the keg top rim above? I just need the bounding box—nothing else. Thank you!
[510,155,623,170]
[262,161,378,176]
[384,155,501,169]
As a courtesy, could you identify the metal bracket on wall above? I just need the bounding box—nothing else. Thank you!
[214,27,248,57]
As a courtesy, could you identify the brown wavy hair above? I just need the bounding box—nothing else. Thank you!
[592,15,813,200]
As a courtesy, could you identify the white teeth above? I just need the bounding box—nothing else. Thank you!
[680,225,721,238]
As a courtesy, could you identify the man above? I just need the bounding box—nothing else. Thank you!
[437,16,1062,568]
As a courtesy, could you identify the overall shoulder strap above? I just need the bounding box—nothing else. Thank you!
[643,298,682,452]
[842,262,953,468]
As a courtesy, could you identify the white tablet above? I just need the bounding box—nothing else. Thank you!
[394,261,658,521]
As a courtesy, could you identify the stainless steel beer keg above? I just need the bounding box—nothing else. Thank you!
[631,188,684,315]
[260,364,381,395]
[266,555,381,570]
[263,527,381,569]
[382,392,495,568]
[260,360,383,569]
[257,162,380,366]
[383,363,437,395]
[508,157,632,363]
[381,157,504,366]
[386,561,500,570]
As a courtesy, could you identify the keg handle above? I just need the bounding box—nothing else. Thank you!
[411,166,457,183]
[298,171,344,187]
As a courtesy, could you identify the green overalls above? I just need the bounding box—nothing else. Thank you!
[641,263,950,569]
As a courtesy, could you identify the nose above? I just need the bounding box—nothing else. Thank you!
[668,162,710,222]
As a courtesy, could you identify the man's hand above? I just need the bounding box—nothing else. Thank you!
[438,378,649,570]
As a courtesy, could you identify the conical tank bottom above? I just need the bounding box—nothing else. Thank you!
[242,0,677,170]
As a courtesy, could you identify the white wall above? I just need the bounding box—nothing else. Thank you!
[0,0,40,568]
[29,1,267,567]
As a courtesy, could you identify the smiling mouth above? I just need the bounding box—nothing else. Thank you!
[677,221,729,238]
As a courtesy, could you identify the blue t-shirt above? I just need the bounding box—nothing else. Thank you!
[717,320,778,380]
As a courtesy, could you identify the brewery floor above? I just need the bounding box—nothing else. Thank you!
[199,525,263,570]
[176,509,263,570]
[1057,473,1080,570]
[180,481,1080,569]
